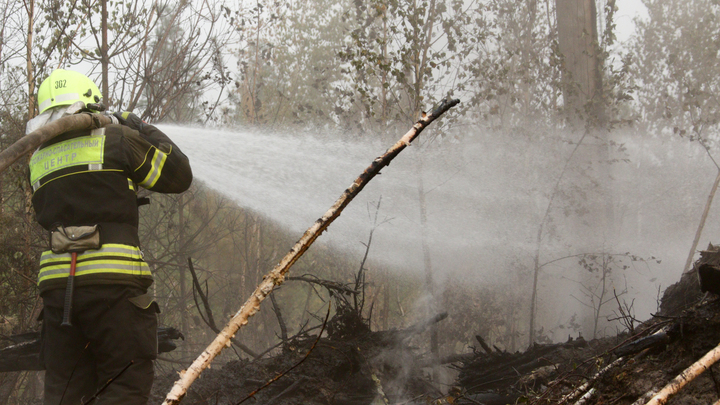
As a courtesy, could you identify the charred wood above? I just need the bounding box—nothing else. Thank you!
[457,392,521,405]
[457,337,588,393]
[0,339,41,372]
[613,326,672,358]
[371,312,448,345]
[0,326,183,372]
[418,352,477,368]
[475,334,494,355]
[188,257,259,358]
[287,275,358,296]
[270,292,289,342]
[660,253,705,316]
[698,244,720,295]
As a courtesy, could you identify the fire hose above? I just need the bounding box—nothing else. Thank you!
[0,112,114,175]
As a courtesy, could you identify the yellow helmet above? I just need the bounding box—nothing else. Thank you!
[37,69,102,114]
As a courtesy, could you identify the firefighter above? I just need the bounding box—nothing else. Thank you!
[27,69,193,404]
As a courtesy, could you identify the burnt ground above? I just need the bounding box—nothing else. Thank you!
[452,269,720,405]
[559,271,720,405]
[150,270,720,405]
[150,305,443,404]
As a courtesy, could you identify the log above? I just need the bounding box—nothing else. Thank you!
[458,338,588,392]
[0,326,183,372]
[0,339,42,372]
[162,98,460,405]
[697,243,720,295]
[0,112,114,175]
[560,356,625,404]
[475,334,494,355]
[644,341,720,404]
[573,388,596,405]
[682,170,720,275]
[458,392,520,405]
[614,326,671,357]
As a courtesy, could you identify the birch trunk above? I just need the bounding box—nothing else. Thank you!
[26,0,35,120]
[682,169,720,274]
[645,341,720,405]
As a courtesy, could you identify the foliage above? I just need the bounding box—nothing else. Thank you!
[335,0,469,138]
[633,0,720,141]
[463,0,562,131]
[226,0,349,129]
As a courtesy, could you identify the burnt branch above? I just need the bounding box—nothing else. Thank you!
[188,258,216,329]
[355,199,381,311]
[236,303,332,405]
[609,288,638,334]
[270,292,288,342]
[81,361,134,405]
[475,334,494,355]
[374,312,449,344]
[188,257,259,358]
[286,275,358,296]
[252,323,322,361]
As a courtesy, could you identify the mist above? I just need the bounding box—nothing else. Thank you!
[160,123,716,342]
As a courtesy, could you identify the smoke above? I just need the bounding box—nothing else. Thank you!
[160,124,719,341]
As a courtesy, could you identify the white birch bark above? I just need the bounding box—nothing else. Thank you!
[644,341,720,405]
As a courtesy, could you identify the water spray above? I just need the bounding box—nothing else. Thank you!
[162,98,460,404]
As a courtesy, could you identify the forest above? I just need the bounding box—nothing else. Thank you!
[2,0,720,403]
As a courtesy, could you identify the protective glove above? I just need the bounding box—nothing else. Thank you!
[113,111,147,132]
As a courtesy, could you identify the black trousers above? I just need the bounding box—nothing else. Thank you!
[41,285,158,405]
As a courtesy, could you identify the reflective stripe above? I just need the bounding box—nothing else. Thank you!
[138,148,167,189]
[38,260,152,283]
[38,98,53,113]
[38,244,150,285]
[128,178,135,191]
[39,262,151,280]
[38,92,80,112]
[40,244,144,261]
[31,168,124,194]
[29,135,105,184]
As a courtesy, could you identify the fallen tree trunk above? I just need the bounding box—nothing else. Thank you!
[682,168,720,275]
[457,337,588,392]
[614,326,671,358]
[560,356,625,404]
[644,341,720,405]
[162,98,460,405]
[0,113,113,174]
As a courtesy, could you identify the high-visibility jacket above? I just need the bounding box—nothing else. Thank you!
[29,123,192,294]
